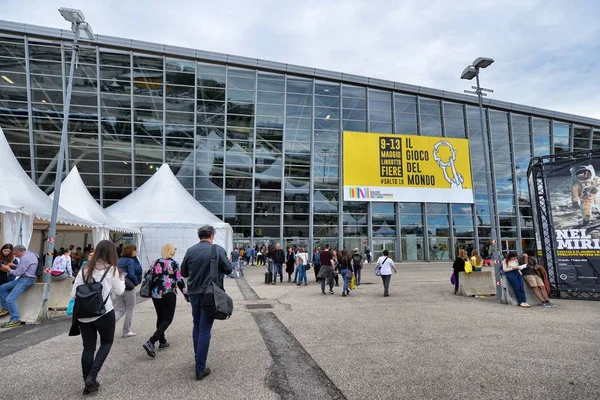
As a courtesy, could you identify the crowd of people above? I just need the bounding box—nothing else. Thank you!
[228,243,396,297]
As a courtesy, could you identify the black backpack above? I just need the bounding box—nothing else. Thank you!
[353,254,362,267]
[75,268,111,318]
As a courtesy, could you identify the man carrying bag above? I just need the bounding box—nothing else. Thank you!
[181,225,233,381]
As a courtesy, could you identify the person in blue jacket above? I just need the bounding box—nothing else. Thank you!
[114,244,143,338]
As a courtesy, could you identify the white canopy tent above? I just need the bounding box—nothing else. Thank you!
[49,166,140,245]
[0,127,97,248]
[106,164,233,267]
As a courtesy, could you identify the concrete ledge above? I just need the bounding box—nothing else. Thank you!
[458,271,496,296]
[16,283,48,325]
[48,278,74,310]
[500,275,538,306]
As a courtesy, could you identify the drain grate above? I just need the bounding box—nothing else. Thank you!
[246,304,273,310]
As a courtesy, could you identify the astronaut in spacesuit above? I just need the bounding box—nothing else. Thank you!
[571,164,600,225]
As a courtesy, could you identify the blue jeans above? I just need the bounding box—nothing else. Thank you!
[190,294,215,375]
[273,263,283,282]
[340,269,349,293]
[238,262,245,277]
[297,265,307,285]
[505,270,527,304]
[0,276,36,321]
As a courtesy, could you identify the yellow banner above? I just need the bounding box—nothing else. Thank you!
[343,131,473,203]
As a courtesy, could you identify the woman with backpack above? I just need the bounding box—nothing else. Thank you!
[70,240,125,395]
[142,243,189,358]
[452,249,468,295]
[338,249,354,297]
[114,244,143,338]
[376,249,397,297]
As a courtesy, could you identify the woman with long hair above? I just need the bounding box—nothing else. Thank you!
[114,244,143,338]
[452,249,468,295]
[339,249,354,297]
[470,249,483,272]
[50,248,73,281]
[0,244,16,285]
[332,249,340,287]
[143,243,189,358]
[70,240,125,395]
[295,247,309,286]
[502,252,531,308]
[286,247,296,283]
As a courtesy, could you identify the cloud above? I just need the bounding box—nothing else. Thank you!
[3,0,600,120]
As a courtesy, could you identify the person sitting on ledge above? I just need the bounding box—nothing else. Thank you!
[0,245,39,328]
[519,251,554,308]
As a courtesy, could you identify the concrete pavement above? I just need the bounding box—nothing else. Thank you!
[1,263,599,399]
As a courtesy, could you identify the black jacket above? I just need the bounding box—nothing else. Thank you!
[273,249,286,264]
[452,257,465,272]
[181,241,233,295]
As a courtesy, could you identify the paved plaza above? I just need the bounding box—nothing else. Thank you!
[1,263,599,399]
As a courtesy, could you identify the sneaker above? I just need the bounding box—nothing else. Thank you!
[384,294,389,297]
[346,290,350,295]
[304,283,308,286]
[83,376,99,395]
[143,340,156,357]
[196,367,212,381]
[122,331,137,338]
[321,291,326,295]
[546,301,555,307]
[329,290,334,295]
[519,303,531,308]
[0,320,21,328]
[342,293,346,297]
[296,284,301,287]
[159,341,170,349]
[0,309,9,318]
[542,302,552,308]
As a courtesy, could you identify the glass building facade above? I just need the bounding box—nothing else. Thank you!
[1,21,599,261]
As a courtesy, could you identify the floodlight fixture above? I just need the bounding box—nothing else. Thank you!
[59,7,85,24]
[460,66,477,80]
[80,22,94,39]
[473,57,494,69]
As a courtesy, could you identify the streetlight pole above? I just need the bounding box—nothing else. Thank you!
[461,57,502,296]
[43,8,93,285]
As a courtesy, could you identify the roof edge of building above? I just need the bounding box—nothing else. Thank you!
[0,19,598,127]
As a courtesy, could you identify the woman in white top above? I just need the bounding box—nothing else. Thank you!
[71,240,125,395]
[295,247,309,286]
[50,249,73,281]
[377,250,397,297]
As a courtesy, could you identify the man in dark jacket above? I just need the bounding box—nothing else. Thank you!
[181,225,233,381]
[272,243,285,284]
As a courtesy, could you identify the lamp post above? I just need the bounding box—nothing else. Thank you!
[43,8,94,284]
[461,57,502,295]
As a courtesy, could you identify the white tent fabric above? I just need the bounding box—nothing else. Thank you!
[105,164,233,267]
[50,166,139,245]
[0,127,97,248]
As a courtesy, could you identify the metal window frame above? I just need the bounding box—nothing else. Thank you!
[129,51,135,192]
[192,60,198,201]
[423,202,429,261]
[308,79,316,254]
[222,66,228,218]
[279,70,286,246]
[24,36,35,181]
[338,81,344,249]
[508,112,522,253]
[96,46,103,205]
[162,57,166,163]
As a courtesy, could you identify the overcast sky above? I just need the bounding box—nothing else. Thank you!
[4,0,600,120]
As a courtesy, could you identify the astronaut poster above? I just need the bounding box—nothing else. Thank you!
[545,156,600,291]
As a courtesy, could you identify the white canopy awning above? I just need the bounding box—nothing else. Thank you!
[0,127,97,227]
[50,166,139,235]
[0,127,97,247]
